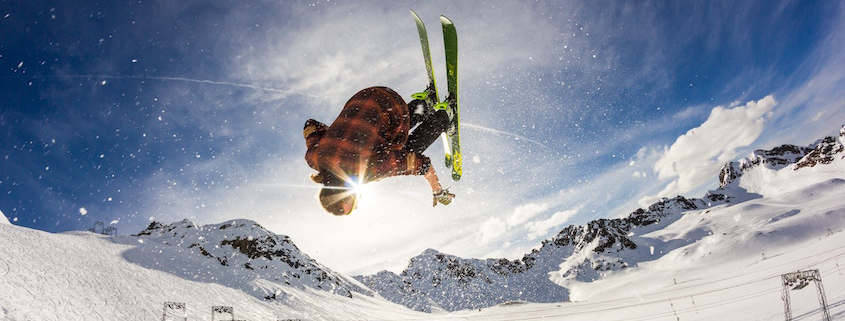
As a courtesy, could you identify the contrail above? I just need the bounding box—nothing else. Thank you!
[51,74,548,149]
[254,183,324,190]
[462,122,550,149]
[58,74,319,98]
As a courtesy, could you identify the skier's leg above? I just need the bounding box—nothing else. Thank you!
[408,99,429,128]
[406,109,449,153]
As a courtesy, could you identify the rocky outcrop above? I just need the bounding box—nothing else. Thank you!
[795,136,845,169]
[719,144,812,187]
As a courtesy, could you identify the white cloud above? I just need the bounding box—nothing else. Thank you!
[526,208,579,240]
[506,203,549,227]
[479,218,507,244]
[647,95,777,204]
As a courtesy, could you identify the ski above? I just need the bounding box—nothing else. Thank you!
[410,11,461,181]
[410,10,440,108]
[439,15,461,181]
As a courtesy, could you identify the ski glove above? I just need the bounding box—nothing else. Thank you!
[432,188,455,207]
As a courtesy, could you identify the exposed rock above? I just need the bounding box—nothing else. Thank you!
[795,136,844,169]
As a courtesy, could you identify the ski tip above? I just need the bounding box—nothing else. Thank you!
[440,15,454,25]
[410,9,419,17]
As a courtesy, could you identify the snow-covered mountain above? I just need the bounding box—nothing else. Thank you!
[355,125,845,312]
[720,125,845,195]
[133,219,372,299]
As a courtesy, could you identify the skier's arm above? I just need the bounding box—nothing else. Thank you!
[423,165,442,192]
[424,166,455,206]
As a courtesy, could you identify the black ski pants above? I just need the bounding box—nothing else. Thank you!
[405,100,450,153]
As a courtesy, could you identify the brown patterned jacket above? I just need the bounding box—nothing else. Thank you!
[304,87,431,186]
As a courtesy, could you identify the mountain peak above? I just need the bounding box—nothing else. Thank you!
[719,127,845,189]
[132,219,371,300]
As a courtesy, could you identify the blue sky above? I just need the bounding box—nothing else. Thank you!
[2,0,844,275]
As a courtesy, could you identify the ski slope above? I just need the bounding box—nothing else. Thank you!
[438,181,845,321]
[0,222,425,321]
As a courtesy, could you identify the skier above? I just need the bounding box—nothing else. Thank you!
[303,86,456,216]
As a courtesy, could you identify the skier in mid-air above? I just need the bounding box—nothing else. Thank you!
[303,86,456,216]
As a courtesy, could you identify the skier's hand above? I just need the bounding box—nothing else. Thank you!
[432,188,455,207]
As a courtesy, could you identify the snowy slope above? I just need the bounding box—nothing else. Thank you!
[440,227,845,321]
[357,125,845,313]
[566,177,845,302]
[0,220,425,321]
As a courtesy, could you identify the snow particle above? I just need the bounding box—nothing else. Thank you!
[79,207,88,216]
[101,80,107,85]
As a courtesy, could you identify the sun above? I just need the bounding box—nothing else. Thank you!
[347,178,378,211]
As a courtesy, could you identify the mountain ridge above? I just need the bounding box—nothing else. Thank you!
[131,218,372,300]
[355,124,845,312]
